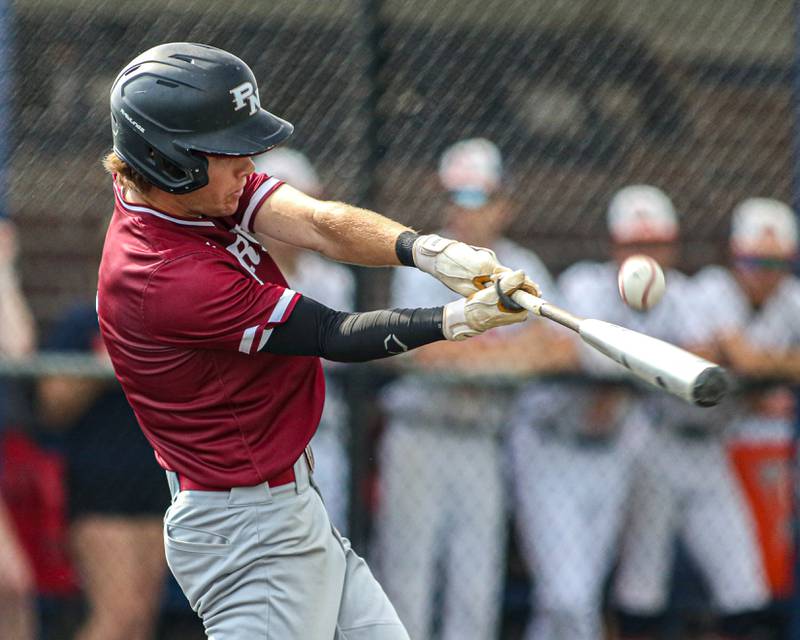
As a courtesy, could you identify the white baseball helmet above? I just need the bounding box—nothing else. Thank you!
[607,185,679,243]
[438,138,502,208]
[730,197,798,256]
[252,148,322,197]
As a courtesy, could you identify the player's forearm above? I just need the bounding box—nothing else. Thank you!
[256,186,410,266]
[756,351,800,382]
[310,201,410,266]
[259,187,520,296]
[266,296,444,362]
[267,273,529,361]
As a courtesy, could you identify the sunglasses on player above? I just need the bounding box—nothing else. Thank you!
[733,255,797,270]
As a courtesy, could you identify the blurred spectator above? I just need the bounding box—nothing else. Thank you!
[695,197,800,632]
[505,188,680,640]
[0,219,37,640]
[375,138,568,640]
[0,221,36,358]
[252,148,355,533]
[37,302,169,640]
[611,187,769,639]
[0,484,36,640]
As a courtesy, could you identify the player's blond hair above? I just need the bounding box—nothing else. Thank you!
[102,151,152,194]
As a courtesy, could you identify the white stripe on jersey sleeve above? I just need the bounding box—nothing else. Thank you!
[257,328,274,352]
[268,288,297,323]
[238,325,259,354]
[257,289,298,352]
[241,177,282,232]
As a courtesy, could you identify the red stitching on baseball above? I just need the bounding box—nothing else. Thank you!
[618,269,628,304]
[641,256,658,309]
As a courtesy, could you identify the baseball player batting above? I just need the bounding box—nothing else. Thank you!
[96,42,538,639]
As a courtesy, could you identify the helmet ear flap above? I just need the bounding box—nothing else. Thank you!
[149,147,198,185]
[114,123,209,194]
[147,144,209,193]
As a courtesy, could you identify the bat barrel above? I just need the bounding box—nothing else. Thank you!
[509,291,729,407]
[692,366,729,407]
[578,319,729,407]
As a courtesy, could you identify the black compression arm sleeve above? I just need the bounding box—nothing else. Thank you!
[265,295,445,362]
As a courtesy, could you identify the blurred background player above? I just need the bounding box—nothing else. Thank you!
[252,148,355,533]
[375,138,565,640]
[694,197,800,634]
[0,496,35,640]
[36,299,170,640]
[611,187,770,640]
[504,188,679,640]
[0,219,37,640]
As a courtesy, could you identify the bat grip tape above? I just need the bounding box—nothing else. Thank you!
[494,279,525,312]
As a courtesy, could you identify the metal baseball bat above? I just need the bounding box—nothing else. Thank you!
[509,289,729,407]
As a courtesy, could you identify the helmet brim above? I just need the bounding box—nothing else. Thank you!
[180,109,294,157]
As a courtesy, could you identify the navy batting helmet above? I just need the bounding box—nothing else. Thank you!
[110,42,293,193]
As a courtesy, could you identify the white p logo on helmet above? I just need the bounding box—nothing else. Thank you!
[230,82,260,116]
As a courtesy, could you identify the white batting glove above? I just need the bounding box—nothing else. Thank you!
[412,234,499,296]
[412,234,541,297]
[442,270,529,341]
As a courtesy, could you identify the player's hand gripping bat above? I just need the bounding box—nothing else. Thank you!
[497,283,728,407]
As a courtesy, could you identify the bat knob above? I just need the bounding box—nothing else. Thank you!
[692,366,729,407]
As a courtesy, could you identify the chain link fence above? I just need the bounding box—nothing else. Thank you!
[1,0,795,638]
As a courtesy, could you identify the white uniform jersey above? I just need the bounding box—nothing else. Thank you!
[613,263,771,615]
[283,251,355,314]
[376,236,558,640]
[692,265,751,333]
[382,236,558,433]
[694,266,800,442]
[693,264,800,354]
[641,266,741,435]
[509,261,643,640]
[745,275,800,350]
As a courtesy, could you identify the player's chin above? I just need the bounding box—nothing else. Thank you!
[214,198,240,217]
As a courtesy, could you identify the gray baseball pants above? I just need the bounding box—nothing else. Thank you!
[164,454,409,639]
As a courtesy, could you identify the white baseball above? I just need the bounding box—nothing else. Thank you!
[617,254,666,311]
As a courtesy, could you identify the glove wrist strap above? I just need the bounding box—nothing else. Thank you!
[394,231,419,267]
[442,298,475,341]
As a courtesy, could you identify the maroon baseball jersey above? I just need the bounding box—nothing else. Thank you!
[97,173,325,488]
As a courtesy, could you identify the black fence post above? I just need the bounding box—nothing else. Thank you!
[346,0,389,551]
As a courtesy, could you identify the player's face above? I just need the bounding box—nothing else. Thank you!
[182,155,255,217]
[733,253,793,305]
[732,236,795,305]
[446,199,510,247]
